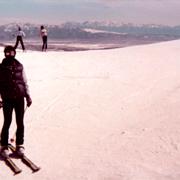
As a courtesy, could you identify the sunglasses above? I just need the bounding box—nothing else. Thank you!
[5,51,15,56]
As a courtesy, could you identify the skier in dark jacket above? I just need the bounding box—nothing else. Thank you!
[0,45,32,157]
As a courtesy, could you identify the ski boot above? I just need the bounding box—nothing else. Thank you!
[16,145,25,157]
[1,146,9,158]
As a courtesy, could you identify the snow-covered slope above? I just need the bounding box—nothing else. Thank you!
[0,40,180,180]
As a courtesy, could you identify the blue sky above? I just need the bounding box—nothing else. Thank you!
[0,0,180,25]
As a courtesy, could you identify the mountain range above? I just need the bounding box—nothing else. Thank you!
[0,22,180,51]
[1,22,180,41]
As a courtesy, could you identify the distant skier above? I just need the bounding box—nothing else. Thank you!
[40,25,48,51]
[0,45,32,158]
[14,26,26,51]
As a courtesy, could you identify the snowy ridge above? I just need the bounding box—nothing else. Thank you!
[83,28,127,35]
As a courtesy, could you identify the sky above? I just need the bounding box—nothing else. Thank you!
[0,0,180,26]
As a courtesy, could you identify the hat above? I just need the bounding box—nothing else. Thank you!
[4,45,16,57]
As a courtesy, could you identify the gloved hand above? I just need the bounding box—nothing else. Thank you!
[0,101,3,108]
[26,96,32,107]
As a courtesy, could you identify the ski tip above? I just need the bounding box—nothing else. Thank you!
[14,169,22,175]
[32,167,41,173]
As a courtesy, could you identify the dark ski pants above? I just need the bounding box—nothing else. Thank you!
[14,36,25,50]
[42,36,47,51]
[1,97,25,146]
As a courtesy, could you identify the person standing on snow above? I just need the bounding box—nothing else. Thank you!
[40,25,48,51]
[14,26,26,51]
[0,45,32,158]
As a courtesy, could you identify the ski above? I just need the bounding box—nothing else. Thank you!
[8,144,40,173]
[1,155,22,175]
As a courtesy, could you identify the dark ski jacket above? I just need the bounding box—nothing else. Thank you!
[0,57,30,100]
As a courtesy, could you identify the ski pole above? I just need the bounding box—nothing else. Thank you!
[10,105,28,143]
[0,101,3,109]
